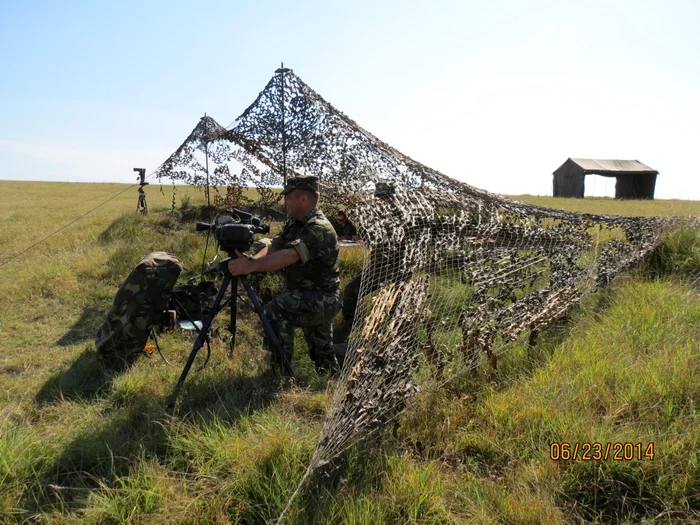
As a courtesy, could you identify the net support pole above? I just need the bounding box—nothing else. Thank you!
[276,63,289,185]
[205,141,210,208]
[204,113,211,208]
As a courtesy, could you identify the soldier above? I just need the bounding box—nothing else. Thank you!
[342,182,409,327]
[333,210,359,241]
[227,175,342,374]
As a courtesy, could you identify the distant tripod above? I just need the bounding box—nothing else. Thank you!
[137,187,148,215]
[134,167,149,215]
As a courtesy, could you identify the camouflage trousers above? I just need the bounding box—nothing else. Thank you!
[342,274,363,326]
[264,289,342,373]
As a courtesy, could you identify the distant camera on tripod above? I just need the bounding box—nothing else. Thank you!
[133,167,148,186]
[196,210,270,254]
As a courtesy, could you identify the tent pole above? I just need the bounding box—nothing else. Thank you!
[276,63,289,185]
[203,113,211,209]
[205,141,210,208]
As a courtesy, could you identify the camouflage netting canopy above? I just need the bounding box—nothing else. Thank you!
[154,68,695,521]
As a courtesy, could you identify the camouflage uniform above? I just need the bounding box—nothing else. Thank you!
[342,183,409,327]
[333,218,358,239]
[265,203,341,373]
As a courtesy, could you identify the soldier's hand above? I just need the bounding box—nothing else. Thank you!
[227,250,254,276]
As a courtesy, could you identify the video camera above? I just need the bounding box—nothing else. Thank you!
[196,209,270,255]
[134,167,148,186]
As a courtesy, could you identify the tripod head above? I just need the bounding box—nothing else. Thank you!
[196,210,270,256]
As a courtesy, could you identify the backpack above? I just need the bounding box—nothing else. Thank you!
[95,252,183,363]
[169,281,218,322]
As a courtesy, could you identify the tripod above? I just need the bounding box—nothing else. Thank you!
[171,252,293,400]
[134,168,149,215]
[137,188,148,215]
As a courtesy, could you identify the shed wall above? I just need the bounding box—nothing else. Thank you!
[615,173,657,199]
[553,161,585,198]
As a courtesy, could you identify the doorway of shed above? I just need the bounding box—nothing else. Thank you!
[585,175,616,198]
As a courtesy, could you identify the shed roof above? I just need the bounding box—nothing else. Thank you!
[568,158,658,174]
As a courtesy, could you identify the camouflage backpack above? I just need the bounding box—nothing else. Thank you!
[95,252,183,363]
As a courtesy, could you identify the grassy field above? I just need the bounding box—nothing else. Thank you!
[512,194,700,218]
[0,181,698,524]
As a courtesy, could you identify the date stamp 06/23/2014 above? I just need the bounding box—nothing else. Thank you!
[550,442,655,461]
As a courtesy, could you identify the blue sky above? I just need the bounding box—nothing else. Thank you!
[1,0,699,199]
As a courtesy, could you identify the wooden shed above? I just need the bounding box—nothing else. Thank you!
[552,158,658,199]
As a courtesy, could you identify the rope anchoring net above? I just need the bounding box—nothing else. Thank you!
[154,69,695,520]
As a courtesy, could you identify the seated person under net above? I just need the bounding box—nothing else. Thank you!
[333,210,359,241]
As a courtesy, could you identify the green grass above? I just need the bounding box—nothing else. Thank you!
[513,194,700,218]
[650,227,700,279]
[0,181,698,523]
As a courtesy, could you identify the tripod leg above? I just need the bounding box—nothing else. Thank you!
[240,277,294,376]
[171,273,231,400]
[228,275,238,357]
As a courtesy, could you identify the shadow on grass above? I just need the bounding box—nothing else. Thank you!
[35,344,182,405]
[171,368,284,420]
[55,305,106,347]
[34,348,117,404]
[26,370,284,516]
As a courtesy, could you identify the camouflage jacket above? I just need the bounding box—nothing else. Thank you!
[333,218,358,239]
[270,207,340,294]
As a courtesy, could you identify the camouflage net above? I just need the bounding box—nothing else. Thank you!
[155,68,695,520]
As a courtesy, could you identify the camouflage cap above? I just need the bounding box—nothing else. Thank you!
[281,175,319,195]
